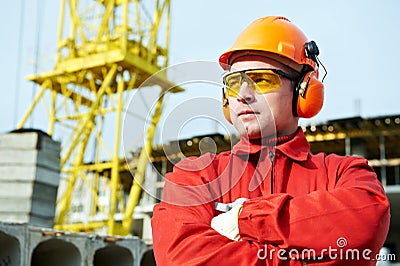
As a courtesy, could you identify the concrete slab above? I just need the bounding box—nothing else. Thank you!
[0,197,56,217]
[0,213,54,228]
[87,235,147,266]
[0,165,60,187]
[0,131,60,154]
[28,227,88,266]
[0,222,154,266]
[0,149,60,172]
[0,180,58,201]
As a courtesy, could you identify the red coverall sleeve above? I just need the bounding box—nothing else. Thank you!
[238,156,390,264]
[151,155,300,266]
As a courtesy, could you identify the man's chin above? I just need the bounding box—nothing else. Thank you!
[233,120,275,139]
[246,128,277,140]
[247,132,262,140]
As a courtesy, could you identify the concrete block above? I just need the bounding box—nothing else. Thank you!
[0,132,60,228]
[0,131,60,155]
[0,222,153,266]
[0,222,28,266]
[0,165,60,187]
[87,235,147,266]
[0,197,56,217]
[28,227,88,266]
[0,213,54,229]
[0,180,57,201]
[0,149,60,172]
[0,180,58,225]
[28,215,55,229]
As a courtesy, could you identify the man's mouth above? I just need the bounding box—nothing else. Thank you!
[238,110,259,117]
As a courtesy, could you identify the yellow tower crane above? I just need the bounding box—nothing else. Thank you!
[17,0,182,236]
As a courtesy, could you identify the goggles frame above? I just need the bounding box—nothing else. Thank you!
[222,68,297,98]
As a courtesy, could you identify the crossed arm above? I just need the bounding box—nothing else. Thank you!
[151,156,390,265]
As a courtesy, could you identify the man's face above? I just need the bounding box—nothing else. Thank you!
[227,54,299,139]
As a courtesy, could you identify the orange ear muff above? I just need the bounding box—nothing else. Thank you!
[222,91,232,124]
[294,71,324,118]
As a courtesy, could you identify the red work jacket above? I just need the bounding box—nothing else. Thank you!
[152,128,390,265]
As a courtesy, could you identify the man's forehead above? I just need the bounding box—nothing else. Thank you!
[229,50,301,74]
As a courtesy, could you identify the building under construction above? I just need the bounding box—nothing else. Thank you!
[0,0,399,265]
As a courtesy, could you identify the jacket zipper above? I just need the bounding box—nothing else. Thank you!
[269,151,275,194]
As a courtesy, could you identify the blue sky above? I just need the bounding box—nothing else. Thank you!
[1,0,399,140]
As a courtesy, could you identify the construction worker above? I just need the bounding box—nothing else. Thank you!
[151,16,390,265]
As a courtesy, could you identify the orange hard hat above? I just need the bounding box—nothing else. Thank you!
[219,16,317,72]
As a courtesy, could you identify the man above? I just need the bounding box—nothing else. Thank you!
[152,16,390,265]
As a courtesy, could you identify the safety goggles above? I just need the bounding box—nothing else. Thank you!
[222,68,296,97]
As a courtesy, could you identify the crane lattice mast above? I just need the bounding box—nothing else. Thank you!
[17,0,181,235]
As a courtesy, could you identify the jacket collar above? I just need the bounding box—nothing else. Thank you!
[232,127,310,161]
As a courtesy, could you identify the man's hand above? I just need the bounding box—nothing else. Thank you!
[211,204,243,241]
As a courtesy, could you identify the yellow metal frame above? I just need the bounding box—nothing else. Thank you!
[18,0,181,235]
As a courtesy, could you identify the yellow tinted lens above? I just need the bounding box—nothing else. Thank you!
[224,72,242,97]
[246,70,281,93]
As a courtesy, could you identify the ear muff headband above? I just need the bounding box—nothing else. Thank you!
[292,40,325,118]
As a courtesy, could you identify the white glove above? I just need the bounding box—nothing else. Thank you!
[211,204,243,241]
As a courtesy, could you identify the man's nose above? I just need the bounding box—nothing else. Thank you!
[237,81,255,104]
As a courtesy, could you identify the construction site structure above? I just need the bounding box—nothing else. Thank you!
[16,0,182,236]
